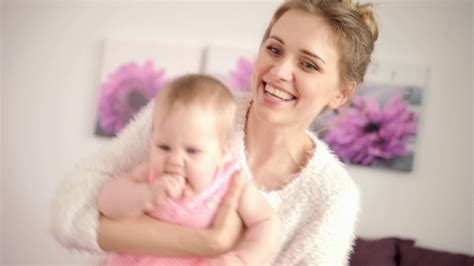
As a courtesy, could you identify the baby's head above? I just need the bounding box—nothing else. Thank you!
[150,74,237,194]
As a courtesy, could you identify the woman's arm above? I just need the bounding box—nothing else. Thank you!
[224,182,283,264]
[51,102,154,253]
[98,173,246,257]
[98,215,217,256]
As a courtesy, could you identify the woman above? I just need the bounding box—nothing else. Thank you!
[52,0,378,264]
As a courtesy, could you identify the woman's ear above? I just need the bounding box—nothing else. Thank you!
[328,81,356,109]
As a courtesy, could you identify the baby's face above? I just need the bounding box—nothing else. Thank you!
[150,102,227,194]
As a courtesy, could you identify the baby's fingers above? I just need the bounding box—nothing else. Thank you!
[164,175,185,199]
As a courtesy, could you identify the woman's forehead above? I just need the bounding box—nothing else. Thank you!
[269,9,338,61]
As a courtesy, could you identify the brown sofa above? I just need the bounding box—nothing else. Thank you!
[349,237,474,266]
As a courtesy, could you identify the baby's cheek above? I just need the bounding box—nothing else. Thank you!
[192,165,215,188]
[150,154,164,173]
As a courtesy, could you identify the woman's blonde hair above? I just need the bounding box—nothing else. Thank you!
[262,0,378,87]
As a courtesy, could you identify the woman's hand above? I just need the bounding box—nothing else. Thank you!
[207,171,246,253]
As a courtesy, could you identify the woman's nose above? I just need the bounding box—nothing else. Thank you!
[270,57,294,82]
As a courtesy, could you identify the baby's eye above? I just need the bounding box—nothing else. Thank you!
[186,147,200,155]
[157,144,170,151]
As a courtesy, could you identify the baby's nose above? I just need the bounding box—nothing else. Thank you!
[166,152,183,166]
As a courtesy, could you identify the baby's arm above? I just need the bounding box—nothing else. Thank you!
[97,161,153,219]
[215,182,282,265]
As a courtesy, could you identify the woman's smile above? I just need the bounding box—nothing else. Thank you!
[263,83,296,102]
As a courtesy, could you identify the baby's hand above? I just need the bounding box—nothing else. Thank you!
[151,174,186,205]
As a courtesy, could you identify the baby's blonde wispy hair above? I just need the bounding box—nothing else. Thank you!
[154,74,237,142]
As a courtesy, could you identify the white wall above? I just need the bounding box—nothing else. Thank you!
[352,0,473,255]
[472,1,474,256]
[0,0,3,264]
[471,0,474,256]
[1,1,472,264]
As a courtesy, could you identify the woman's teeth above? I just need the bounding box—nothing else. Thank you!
[264,84,295,101]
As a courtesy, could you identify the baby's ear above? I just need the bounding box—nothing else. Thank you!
[221,141,232,160]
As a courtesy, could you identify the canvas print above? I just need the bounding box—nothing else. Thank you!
[312,62,427,172]
[95,40,203,137]
[320,83,422,172]
[203,45,256,92]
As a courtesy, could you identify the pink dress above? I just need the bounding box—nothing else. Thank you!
[105,160,240,266]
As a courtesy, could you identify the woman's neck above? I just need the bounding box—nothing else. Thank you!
[244,104,314,190]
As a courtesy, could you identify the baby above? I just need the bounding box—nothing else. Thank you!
[98,74,281,265]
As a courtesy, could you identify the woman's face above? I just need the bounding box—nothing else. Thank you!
[251,9,349,128]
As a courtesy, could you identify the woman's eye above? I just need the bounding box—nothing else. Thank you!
[266,46,281,56]
[301,61,318,72]
[157,144,170,151]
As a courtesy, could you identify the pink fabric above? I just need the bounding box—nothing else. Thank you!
[106,160,240,266]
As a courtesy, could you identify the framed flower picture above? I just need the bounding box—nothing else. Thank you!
[95,40,203,137]
[312,62,428,172]
[322,83,421,171]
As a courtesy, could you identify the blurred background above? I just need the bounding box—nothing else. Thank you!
[1,0,472,265]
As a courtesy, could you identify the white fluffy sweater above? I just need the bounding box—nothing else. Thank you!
[52,92,360,266]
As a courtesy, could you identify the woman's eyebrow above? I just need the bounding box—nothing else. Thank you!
[268,35,326,65]
[301,50,326,65]
[268,35,284,44]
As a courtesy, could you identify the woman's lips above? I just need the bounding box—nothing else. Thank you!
[263,83,296,102]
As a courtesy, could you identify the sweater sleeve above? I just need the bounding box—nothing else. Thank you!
[275,171,360,266]
[302,182,359,265]
[51,101,155,253]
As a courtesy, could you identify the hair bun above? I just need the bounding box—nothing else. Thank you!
[332,0,379,41]
[355,2,379,41]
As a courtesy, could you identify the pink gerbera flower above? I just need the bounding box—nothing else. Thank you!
[228,57,254,91]
[97,61,167,136]
[324,95,417,165]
